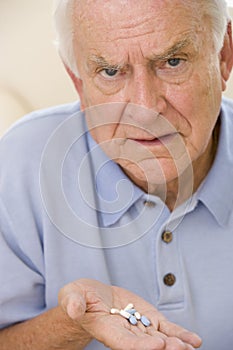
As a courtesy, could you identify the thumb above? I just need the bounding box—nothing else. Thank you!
[59,287,87,321]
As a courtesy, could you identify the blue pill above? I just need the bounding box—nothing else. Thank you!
[140,315,151,327]
[129,315,137,325]
[127,309,137,315]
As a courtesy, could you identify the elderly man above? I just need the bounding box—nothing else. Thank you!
[0,0,233,349]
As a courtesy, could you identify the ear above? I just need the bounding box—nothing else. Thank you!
[63,63,86,110]
[219,21,233,91]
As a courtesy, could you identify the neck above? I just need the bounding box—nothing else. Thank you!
[136,121,220,211]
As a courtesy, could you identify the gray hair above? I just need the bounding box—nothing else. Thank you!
[53,0,230,78]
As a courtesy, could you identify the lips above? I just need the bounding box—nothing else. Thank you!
[130,133,178,146]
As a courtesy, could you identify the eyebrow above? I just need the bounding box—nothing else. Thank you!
[87,55,124,70]
[87,36,195,70]
[150,37,194,62]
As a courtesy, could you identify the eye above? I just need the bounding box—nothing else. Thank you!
[105,68,118,76]
[100,68,119,78]
[167,58,181,67]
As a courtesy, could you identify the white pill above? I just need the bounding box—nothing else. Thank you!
[110,308,120,314]
[124,303,134,310]
[134,311,141,320]
[120,309,131,319]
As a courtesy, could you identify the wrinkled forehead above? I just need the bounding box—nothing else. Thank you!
[73,0,202,36]
[73,0,206,59]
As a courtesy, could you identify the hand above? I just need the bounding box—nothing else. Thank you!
[59,279,202,350]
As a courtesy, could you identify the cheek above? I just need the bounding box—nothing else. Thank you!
[84,103,127,144]
[164,70,222,158]
[87,124,118,145]
[166,69,221,128]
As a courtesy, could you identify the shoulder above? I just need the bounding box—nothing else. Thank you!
[222,97,233,116]
[220,97,233,137]
[0,101,83,161]
[1,101,81,144]
[0,101,86,195]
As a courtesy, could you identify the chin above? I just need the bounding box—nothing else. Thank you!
[123,165,168,188]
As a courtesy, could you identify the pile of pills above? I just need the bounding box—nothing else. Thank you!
[110,303,151,327]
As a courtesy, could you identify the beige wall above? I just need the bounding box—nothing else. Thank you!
[225,6,233,97]
[0,2,233,136]
[0,0,77,136]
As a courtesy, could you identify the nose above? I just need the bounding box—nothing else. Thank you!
[128,66,167,113]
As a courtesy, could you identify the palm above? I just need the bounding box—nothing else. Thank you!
[59,279,201,350]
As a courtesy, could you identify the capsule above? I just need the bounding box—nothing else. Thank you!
[120,309,131,319]
[140,315,151,327]
[127,308,137,315]
[110,308,120,315]
[124,303,134,310]
[129,315,137,325]
[134,311,141,320]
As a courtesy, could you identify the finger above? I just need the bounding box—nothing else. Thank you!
[58,284,86,321]
[105,327,166,350]
[146,327,167,340]
[146,329,196,350]
[165,337,199,350]
[65,292,86,321]
[164,337,193,350]
[86,316,166,350]
[129,324,147,337]
[159,320,202,348]
[146,329,197,350]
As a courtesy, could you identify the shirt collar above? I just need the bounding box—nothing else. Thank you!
[87,132,144,227]
[196,98,233,226]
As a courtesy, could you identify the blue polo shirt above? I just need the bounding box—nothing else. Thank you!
[0,98,233,349]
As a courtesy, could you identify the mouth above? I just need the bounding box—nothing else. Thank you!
[131,133,179,146]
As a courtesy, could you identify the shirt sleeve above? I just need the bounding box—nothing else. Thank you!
[0,199,45,329]
[0,120,47,329]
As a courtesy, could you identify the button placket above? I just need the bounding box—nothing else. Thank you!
[161,230,176,288]
[156,226,184,309]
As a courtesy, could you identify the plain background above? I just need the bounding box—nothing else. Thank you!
[0,0,233,136]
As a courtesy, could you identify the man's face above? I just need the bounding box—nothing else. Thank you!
[71,0,228,190]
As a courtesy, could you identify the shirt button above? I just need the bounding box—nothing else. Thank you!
[162,230,173,243]
[143,200,156,208]
[163,273,176,286]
